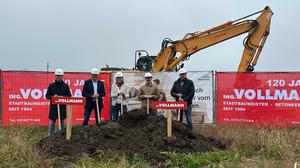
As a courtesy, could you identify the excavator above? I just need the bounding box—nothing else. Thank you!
[133,6,273,73]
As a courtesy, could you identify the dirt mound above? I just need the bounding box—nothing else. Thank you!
[37,109,226,165]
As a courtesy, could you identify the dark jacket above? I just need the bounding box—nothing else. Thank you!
[46,80,72,120]
[82,79,106,109]
[138,83,160,108]
[170,78,195,105]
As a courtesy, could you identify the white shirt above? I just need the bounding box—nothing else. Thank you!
[92,81,97,94]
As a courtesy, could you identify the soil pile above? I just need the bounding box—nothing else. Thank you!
[37,109,225,164]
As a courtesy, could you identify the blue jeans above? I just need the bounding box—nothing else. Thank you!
[179,104,193,129]
[111,104,127,122]
[49,119,65,136]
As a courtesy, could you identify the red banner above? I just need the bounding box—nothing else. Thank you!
[217,72,300,126]
[1,71,111,126]
[0,70,2,127]
[152,101,187,109]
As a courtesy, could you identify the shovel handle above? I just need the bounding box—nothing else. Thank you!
[57,104,61,130]
[120,96,123,115]
[177,95,182,121]
[147,97,150,114]
[96,98,100,123]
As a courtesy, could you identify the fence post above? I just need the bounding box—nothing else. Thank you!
[0,69,2,127]
[213,70,216,124]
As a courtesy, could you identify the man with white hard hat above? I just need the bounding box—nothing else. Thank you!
[82,68,106,126]
[111,71,130,121]
[45,68,72,136]
[138,72,159,114]
[171,68,195,129]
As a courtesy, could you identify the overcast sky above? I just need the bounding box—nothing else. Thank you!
[0,0,299,72]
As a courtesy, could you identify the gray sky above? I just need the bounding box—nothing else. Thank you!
[0,0,299,72]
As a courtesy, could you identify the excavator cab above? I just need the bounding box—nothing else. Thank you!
[135,50,156,71]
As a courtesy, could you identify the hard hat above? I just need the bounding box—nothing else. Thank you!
[178,68,187,74]
[54,68,64,75]
[115,71,124,78]
[90,68,99,75]
[144,72,152,78]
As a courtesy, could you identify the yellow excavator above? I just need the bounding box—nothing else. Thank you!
[133,6,273,72]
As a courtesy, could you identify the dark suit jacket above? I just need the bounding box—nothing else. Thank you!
[82,79,106,109]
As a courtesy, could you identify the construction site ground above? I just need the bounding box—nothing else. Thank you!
[37,109,226,166]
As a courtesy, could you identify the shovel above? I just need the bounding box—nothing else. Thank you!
[120,95,124,115]
[120,95,124,122]
[177,96,182,121]
[57,104,61,130]
[146,96,150,114]
[96,98,101,125]
[178,109,181,121]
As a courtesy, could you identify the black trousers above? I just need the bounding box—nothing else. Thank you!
[83,102,102,125]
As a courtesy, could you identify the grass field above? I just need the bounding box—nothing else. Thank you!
[1,125,300,168]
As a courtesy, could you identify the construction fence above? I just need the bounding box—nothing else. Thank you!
[0,71,111,126]
[0,71,300,127]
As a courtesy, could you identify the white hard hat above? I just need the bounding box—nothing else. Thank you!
[91,68,99,75]
[115,71,124,78]
[54,68,64,75]
[144,72,152,78]
[178,68,187,74]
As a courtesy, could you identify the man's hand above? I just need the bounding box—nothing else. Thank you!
[176,93,183,97]
[92,93,99,98]
[177,94,183,101]
[144,95,152,99]
[118,92,125,97]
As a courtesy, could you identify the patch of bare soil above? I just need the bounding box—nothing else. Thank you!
[37,109,226,165]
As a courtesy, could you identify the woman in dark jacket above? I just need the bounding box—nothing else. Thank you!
[45,68,71,136]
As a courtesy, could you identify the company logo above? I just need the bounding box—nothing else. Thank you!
[234,89,299,100]
[52,97,86,105]
[152,101,187,109]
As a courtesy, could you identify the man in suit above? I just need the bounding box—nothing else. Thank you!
[82,68,106,125]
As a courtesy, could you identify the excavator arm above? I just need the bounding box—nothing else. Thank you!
[150,6,273,72]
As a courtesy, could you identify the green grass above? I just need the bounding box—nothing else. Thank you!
[197,125,300,167]
[162,151,240,168]
[1,126,300,167]
[0,127,48,168]
[74,153,151,168]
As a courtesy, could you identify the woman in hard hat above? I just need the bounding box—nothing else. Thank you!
[111,71,130,121]
[45,68,72,136]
